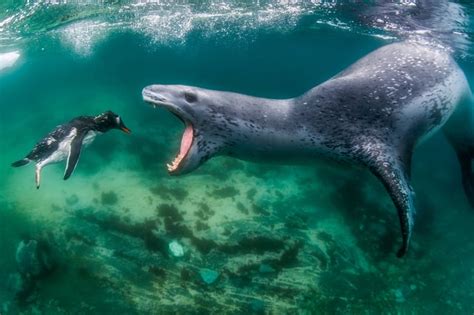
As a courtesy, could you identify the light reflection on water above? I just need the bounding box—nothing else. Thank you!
[0,1,473,59]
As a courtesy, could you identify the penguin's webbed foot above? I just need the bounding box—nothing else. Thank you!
[35,166,42,190]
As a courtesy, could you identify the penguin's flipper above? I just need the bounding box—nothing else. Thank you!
[64,132,86,180]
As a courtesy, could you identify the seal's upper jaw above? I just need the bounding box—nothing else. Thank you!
[142,85,197,175]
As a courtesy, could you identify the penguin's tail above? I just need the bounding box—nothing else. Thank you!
[11,158,30,167]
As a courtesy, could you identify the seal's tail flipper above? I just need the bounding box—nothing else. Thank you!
[443,92,474,209]
[11,158,30,167]
[456,148,474,208]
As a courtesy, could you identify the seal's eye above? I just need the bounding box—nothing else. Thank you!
[184,91,197,103]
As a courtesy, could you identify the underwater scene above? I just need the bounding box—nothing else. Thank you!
[1,0,474,313]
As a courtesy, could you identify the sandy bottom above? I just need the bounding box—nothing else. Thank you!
[2,117,474,314]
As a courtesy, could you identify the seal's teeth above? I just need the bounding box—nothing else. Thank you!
[167,153,187,173]
[167,159,180,172]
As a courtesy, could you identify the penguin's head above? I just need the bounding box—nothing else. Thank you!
[94,111,131,134]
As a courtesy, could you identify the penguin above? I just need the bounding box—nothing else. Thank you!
[11,111,131,189]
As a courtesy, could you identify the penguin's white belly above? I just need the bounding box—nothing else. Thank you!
[37,129,77,168]
[37,129,97,168]
[83,130,99,147]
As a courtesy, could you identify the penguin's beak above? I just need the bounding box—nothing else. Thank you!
[119,121,131,134]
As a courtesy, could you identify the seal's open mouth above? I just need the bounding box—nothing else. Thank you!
[167,121,193,173]
[143,90,194,174]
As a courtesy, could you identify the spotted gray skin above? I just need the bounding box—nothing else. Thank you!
[143,41,474,257]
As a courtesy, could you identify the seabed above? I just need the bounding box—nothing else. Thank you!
[1,120,473,313]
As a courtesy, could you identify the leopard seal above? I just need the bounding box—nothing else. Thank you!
[142,41,474,257]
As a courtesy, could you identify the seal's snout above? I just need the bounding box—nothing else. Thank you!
[142,86,152,101]
[142,85,168,107]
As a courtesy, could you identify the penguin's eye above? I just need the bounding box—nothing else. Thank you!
[184,91,197,103]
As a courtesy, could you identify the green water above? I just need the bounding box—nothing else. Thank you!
[1,1,474,314]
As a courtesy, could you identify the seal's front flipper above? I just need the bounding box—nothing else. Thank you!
[64,132,86,180]
[371,158,415,257]
[361,146,415,258]
[457,149,474,208]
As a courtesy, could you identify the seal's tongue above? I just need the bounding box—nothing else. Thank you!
[180,124,193,157]
[167,123,194,173]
